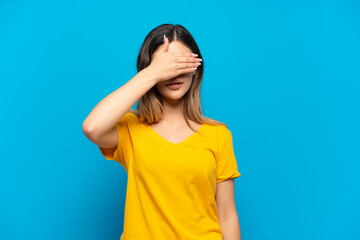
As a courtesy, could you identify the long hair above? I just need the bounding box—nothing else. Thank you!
[133,23,227,132]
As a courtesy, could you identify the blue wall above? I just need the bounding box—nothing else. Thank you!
[1,0,359,239]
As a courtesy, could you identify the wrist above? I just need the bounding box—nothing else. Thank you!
[140,67,159,86]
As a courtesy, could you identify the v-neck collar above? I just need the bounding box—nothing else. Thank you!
[146,123,205,146]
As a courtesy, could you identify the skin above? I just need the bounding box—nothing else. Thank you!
[216,179,242,240]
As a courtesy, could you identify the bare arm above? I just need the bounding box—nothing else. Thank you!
[82,68,157,140]
[216,179,242,240]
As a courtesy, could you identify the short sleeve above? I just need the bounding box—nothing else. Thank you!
[216,131,241,183]
[98,113,132,170]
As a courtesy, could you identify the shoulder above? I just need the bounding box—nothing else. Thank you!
[123,110,140,121]
[201,120,232,148]
[116,110,141,126]
[202,117,232,137]
[214,125,232,146]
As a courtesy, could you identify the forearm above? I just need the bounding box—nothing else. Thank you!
[219,215,241,240]
[83,67,157,138]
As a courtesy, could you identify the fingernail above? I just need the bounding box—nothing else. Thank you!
[193,53,198,56]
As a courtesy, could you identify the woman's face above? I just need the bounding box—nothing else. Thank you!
[153,41,196,103]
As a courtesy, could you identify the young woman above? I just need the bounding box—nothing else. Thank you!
[82,24,242,240]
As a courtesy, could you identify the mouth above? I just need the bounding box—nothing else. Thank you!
[166,81,183,86]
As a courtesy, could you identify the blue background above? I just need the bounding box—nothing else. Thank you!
[1,0,359,239]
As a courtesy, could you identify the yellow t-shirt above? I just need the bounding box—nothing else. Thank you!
[99,112,241,240]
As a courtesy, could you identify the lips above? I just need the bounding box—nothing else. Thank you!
[166,81,183,86]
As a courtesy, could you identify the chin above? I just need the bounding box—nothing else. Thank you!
[160,91,187,101]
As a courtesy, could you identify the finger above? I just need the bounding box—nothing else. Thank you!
[175,56,202,63]
[161,34,169,52]
[171,51,198,57]
[177,67,197,75]
[176,62,201,69]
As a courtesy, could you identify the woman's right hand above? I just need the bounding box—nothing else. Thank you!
[146,35,202,83]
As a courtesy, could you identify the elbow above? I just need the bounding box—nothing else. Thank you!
[82,119,97,139]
